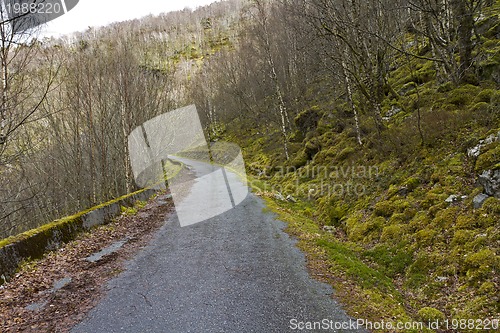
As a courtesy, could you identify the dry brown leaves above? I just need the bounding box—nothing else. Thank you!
[0,193,173,333]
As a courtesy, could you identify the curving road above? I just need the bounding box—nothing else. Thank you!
[71,158,365,333]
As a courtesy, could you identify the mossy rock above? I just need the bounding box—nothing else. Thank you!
[447,84,480,107]
[336,146,356,162]
[478,281,496,296]
[289,130,305,143]
[304,138,320,158]
[388,213,406,225]
[475,142,500,172]
[474,89,497,103]
[481,197,500,214]
[420,192,444,210]
[428,202,449,218]
[294,107,322,134]
[404,177,420,191]
[414,228,437,247]
[399,82,418,95]
[432,206,459,229]
[469,102,490,113]
[374,201,395,218]
[408,211,431,232]
[465,249,499,284]
[380,224,406,243]
[417,307,445,322]
[413,66,436,85]
[451,229,474,246]
[290,150,309,169]
[348,216,385,242]
[437,82,454,93]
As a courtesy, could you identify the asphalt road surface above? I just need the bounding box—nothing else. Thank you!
[72,158,366,333]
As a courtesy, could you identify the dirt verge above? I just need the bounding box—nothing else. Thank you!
[0,193,173,333]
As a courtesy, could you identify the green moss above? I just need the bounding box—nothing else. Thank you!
[469,102,490,113]
[348,216,385,242]
[414,228,437,247]
[437,82,454,93]
[465,249,499,284]
[408,211,431,232]
[451,229,474,246]
[318,199,349,227]
[475,143,500,172]
[478,281,496,295]
[474,89,497,103]
[432,206,459,229]
[374,201,395,218]
[290,150,309,168]
[407,252,435,278]
[417,307,445,322]
[388,213,406,225]
[319,239,395,291]
[447,85,481,107]
[481,197,500,214]
[380,224,406,243]
[404,177,420,191]
[455,214,481,229]
[0,188,151,249]
[363,244,413,277]
[134,200,147,209]
[336,146,355,161]
[121,205,138,216]
[304,137,320,158]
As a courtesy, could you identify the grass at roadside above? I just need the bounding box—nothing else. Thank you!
[249,176,432,333]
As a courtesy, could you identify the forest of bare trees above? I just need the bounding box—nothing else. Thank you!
[0,0,498,238]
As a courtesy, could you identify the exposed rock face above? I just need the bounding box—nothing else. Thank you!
[445,195,459,203]
[382,106,402,121]
[467,131,500,158]
[478,169,500,198]
[473,193,490,209]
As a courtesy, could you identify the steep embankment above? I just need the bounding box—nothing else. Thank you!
[235,5,500,333]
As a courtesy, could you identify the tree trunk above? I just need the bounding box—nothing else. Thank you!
[452,0,474,81]
[341,59,362,146]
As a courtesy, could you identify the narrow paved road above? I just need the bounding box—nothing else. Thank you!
[72,158,365,333]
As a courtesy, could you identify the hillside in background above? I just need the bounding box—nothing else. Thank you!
[0,0,499,331]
